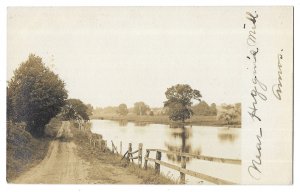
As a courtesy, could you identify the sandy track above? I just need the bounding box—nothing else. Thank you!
[13,121,88,184]
[13,121,142,184]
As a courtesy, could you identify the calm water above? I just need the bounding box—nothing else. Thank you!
[91,119,241,184]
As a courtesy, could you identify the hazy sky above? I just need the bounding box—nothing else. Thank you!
[7,7,243,108]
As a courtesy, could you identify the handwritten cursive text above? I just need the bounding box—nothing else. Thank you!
[272,51,283,100]
[248,128,263,180]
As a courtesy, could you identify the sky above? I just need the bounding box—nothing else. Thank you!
[7,7,243,108]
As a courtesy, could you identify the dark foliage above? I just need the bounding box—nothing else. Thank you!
[7,54,68,137]
[164,84,202,122]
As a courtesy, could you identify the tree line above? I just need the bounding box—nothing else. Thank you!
[93,84,240,125]
[93,101,218,117]
[7,54,241,138]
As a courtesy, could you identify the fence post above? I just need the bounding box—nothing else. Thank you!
[104,140,107,152]
[180,155,186,184]
[155,151,161,174]
[98,138,102,151]
[111,141,114,153]
[138,143,143,168]
[144,150,150,170]
[120,141,122,155]
[127,143,132,162]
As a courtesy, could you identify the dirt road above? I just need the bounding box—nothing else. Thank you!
[13,121,142,184]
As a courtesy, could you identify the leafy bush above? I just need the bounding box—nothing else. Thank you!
[6,122,49,181]
[44,117,62,138]
[7,54,68,137]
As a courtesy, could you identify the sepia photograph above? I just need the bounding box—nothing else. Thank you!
[5,6,293,186]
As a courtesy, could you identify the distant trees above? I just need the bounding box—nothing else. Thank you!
[117,103,129,116]
[193,101,209,115]
[86,104,94,116]
[164,84,201,123]
[7,54,68,137]
[133,102,150,116]
[192,101,217,116]
[218,103,241,125]
[210,103,217,115]
[94,106,118,115]
[62,99,90,121]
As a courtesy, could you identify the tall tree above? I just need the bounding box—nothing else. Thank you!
[193,101,210,115]
[210,103,217,115]
[192,101,217,116]
[133,102,150,116]
[62,99,90,121]
[86,104,94,116]
[164,84,201,123]
[117,103,128,116]
[7,54,68,136]
[218,103,241,125]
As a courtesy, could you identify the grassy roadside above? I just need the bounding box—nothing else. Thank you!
[91,114,241,128]
[6,122,50,182]
[71,124,175,184]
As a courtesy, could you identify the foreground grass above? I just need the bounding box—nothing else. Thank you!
[6,122,50,182]
[71,125,175,184]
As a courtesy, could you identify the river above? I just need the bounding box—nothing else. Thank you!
[91,119,241,184]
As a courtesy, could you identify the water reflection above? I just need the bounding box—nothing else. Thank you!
[165,126,201,163]
[217,129,238,143]
[91,120,241,184]
[118,120,128,127]
[134,122,149,127]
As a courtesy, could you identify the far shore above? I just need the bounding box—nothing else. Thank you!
[90,114,241,128]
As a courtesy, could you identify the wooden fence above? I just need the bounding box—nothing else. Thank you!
[144,149,241,184]
[121,143,143,168]
[85,130,107,152]
[115,142,240,184]
[80,123,241,185]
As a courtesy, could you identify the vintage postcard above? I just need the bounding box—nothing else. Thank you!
[6,6,293,185]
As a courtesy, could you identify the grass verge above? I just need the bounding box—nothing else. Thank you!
[6,122,50,182]
[71,124,175,184]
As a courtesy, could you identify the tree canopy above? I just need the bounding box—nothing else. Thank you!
[192,101,217,116]
[7,54,68,136]
[117,103,129,116]
[164,84,202,123]
[218,103,241,125]
[85,104,94,116]
[133,102,150,116]
[62,99,90,121]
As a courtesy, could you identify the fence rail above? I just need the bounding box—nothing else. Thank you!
[144,157,235,185]
[82,124,240,185]
[147,149,241,165]
[144,149,240,184]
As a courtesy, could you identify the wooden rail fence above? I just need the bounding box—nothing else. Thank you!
[121,143,143,167]
[85,129,107,152]
[144,149,241,184]
[79,122,241,185]
[117,142,241,184]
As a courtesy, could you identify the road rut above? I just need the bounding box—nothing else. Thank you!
[13,121,143,184]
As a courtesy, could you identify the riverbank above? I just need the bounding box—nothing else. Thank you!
[9,120,174,184]
[6,122,50,182]
[91,114,241,128]
[71,124,175,184]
